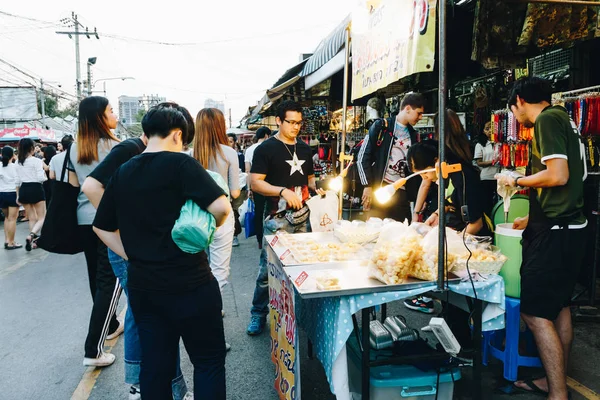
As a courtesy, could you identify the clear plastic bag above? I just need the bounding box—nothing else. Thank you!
[368,222,423,285]
[411,227,467,281]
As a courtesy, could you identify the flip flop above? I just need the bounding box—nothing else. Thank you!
[513,379,548,397]
[5,243,22,250]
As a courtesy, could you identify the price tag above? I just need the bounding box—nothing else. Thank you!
[280,249,291,261]
[270,235,279,247]
[295,271,309,287]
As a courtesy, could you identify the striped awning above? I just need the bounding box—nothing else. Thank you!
[301,15,350,78]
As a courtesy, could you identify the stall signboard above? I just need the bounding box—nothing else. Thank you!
[268,250,300,400]
[351,0,437,100]
[0,127,56,141]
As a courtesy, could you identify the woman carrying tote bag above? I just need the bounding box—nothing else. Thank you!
[68,96,122,367]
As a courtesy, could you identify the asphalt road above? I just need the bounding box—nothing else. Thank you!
[0,220,598,399]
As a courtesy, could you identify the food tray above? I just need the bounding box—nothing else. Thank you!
[284,261,461,299]
[266,233,372,266]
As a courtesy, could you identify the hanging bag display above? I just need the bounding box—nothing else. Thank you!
[36,146,83,254]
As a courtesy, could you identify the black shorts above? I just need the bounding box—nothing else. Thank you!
[18,182,45,205]
[0,192,18,208]
[520,223,587,320]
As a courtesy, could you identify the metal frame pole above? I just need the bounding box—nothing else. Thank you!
[437,0,448,290]
[339,24,351,220]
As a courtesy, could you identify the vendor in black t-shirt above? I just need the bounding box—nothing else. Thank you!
[92,104,231,399]
[246,100,325,336]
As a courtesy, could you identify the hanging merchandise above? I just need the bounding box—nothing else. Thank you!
[490,109,532,169]
[563,95,600,137]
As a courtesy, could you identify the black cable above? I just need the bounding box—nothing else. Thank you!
[463,227,477,299]
[435,368,441,400]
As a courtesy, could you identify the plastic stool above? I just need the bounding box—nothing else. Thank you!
[482,296,542,382]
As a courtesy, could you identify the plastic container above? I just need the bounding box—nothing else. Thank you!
[495,223,524,298]
[347,338,460,400]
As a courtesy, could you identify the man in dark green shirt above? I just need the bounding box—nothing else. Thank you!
[499,77,586,400]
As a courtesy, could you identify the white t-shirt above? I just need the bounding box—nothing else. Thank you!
[244,142,261,167]
[16,156,47,185]
[49,151,69,183]
[0,163,18,192]
[383,121,411,185]
[474,142,499,181]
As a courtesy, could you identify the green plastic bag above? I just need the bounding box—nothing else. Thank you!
[172,170,229,254]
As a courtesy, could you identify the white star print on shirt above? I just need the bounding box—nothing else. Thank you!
[285,152,305,175]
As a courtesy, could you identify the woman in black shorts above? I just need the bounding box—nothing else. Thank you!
[15,138,47,251]
[0,146,22,250]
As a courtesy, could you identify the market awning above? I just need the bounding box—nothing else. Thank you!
[304,45,348,90]
[301,15,350,78]
[267,77,300,100]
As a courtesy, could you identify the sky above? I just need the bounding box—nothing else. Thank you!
[0,1,355,126]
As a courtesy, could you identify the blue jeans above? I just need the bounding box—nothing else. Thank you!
[250,215,308,318]
[108,250,188,399]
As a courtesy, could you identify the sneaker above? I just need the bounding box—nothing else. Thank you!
[129,385,141,400]
[232,236,239,247]
[403,296,435,314]
[182,393,194,400]
[83,352,116,367]
[225,342,231,352]
[247,315,266,336]
[106,320,124,340]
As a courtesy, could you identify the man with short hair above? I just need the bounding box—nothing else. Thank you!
[246,100,323,335]
[245,126,271,246]
[357,92,425,222]
[499,77,586,400]
[49,135,75,182]
[93,104,231,400]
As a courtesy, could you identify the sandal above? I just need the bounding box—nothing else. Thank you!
[513,378,548,397]
[5,243,23,250]
[25,233,38,252]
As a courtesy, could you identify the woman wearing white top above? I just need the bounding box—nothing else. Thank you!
[0,146,22,249]
[15,138,47,251]
[193,108,240,291]
[474,122,499,217]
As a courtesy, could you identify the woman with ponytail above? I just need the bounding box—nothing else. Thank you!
[0,146,21,249]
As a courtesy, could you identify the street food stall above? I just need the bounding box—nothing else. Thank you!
[266,221,507,400]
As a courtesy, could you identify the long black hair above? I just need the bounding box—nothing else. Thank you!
[43,145,57,164]
[1,146,14,167]
[18,138,35,165]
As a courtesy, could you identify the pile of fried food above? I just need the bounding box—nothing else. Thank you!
[276,233,365,263]
[368,223,506,285]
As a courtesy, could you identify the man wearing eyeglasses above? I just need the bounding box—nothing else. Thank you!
[357,93,425,222]
[246,100,324,336]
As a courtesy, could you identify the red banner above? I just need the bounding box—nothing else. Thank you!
[0,127,56,141]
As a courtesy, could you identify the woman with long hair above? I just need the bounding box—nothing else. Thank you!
[0,146,22,249]
[68,96,122,367]
[15,138,47,250]
[42,145,57,205]
[193,108,240,295]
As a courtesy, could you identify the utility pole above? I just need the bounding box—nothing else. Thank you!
[40,79,45,117]
[228,108,232,128]
[56,12,99,101]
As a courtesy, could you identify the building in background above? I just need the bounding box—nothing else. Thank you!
[118,95,142,127]
[204,98,225,113]
[119,94,166,126]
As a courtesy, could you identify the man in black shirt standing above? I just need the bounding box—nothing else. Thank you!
[246,100,324,336]
[83,102,196,400]
[93,105,231,400]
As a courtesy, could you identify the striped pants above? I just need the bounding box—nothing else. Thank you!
[79,225,122,359]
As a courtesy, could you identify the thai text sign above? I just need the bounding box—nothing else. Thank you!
[351,0,437,100]
[269,251,299,400]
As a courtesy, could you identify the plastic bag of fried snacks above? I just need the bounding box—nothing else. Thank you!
[368,222,423,285]
[411,227,466,281]
[315,273,341,291]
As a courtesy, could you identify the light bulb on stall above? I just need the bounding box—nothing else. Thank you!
[374,185,396,204]
[329,176,343,192]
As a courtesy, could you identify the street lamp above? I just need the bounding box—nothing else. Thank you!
[86,57,97,96]
[92,77,135,97]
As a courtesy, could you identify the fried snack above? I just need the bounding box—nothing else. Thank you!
[368,234,423,285]
[410,253,455,281]
[468,248,506,262]
[315,274,341,291]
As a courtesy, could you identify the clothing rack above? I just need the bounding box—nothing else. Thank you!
[557,84,600,98]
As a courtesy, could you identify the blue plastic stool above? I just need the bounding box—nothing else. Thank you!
[482,296,542,382]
